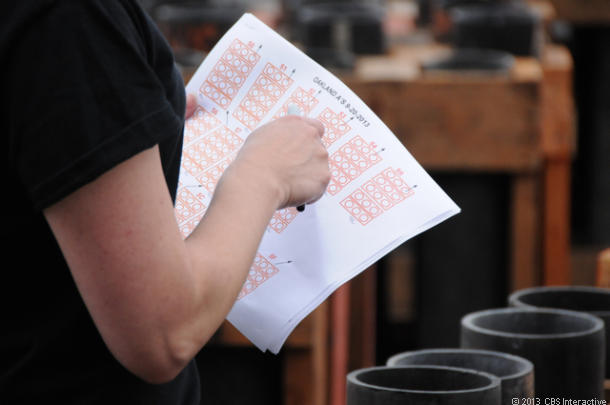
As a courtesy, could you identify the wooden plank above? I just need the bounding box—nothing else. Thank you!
[540,46,575,158]
[540,45,575,285]
[330,284,350,405]
[283,301,329,405]
[349,268,377,371]
[542,159,571,285]
[549,0,610,24]
[346,57,543,171]
[597,249,610,288]
[283,349,314,405]
[312,301,329,405]
[510,174,542,290]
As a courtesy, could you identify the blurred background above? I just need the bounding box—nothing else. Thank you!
[137,0,610,403]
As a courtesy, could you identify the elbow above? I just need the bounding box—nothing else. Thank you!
[132,362,185,385]
[113,334,197,385]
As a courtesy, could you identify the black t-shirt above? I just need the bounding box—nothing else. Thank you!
[1,1,200,403]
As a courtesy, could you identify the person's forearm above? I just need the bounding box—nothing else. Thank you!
[179,163,281,350]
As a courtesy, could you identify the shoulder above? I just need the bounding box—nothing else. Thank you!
[1,1,154,48]
[3,0,184,210]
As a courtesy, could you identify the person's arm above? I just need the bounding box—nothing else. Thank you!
[43,115,329,384]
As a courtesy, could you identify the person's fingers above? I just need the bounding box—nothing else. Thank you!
[185,93,198,119]
[301,117,325,138]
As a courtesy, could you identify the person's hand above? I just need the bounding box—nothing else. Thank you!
[224,115,330,209]
[185,93,197,120]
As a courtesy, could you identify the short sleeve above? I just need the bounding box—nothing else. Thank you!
[7,0,185,210]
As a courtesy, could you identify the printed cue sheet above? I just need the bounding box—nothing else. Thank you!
[175,13,461,353]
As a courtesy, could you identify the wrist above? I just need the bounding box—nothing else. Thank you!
[218,159,285,211]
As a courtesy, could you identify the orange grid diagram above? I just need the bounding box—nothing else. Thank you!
[340,167,415,225]
[201,39,261,109]
[181,126,243,181]
[184,106,222,144]
[233,63,295,130]
[269,207,299,234]
[238,253,280,300]
[175,184,208,238]
[273,87,319,119]
[316,108,352,148]
[327,135,382,196]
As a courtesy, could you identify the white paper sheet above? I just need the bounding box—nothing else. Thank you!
[174,13,461,353]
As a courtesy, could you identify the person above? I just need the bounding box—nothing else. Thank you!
[1,1,330,403]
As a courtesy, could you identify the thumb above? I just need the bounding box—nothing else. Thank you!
[185,93,197,119]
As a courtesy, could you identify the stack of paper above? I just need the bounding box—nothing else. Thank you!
[174,13,460,353]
